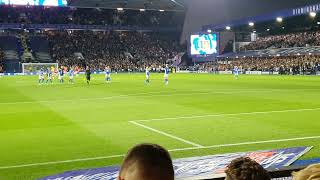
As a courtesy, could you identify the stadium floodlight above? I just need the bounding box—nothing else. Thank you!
[267,28,270,31]
[249,22,254,27]
[140,9,145,12]
[226,26,231,30]
[317,22,320,25]
[310,12,317,18]
[159,9,165,12]
[276,17,283,23]
[207,29,212,33]
[117,8,124,11]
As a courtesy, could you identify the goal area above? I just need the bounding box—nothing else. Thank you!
[22,63,58,74]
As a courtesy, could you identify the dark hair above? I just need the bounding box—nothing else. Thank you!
[225,157,271,180]
[119,143,174,180]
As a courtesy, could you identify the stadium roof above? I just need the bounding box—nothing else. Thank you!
[203,2,320,31]
[67,0,187,11]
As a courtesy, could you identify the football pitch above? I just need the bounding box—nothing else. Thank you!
[0,73,320,180]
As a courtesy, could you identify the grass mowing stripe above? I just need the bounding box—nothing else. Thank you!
[135,107,320,122]
[0,91,172,105]
[0,135,319,170]
[0,90,275,105]
[129,121,204,148]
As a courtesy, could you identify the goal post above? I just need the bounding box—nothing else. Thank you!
[22,63,58,74]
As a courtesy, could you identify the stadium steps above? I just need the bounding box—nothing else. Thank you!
[0,36,21,73]
[30,36,53,63]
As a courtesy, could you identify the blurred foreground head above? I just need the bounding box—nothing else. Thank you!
[225,157,271,180]
[118,143,174,180]
[293,164,320,180]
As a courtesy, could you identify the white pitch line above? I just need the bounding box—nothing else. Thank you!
[0,135,319,170]
[0,90,273,105]
[129,121,204,148]
[135,107,320,122]
[168,135,320,152]
[0,154,124,170]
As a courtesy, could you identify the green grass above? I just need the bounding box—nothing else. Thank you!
[0,73,320,180]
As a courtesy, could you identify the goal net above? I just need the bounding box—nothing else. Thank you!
[22,63,58,74]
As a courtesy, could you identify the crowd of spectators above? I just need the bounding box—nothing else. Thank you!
[0,48,4,72]
[194,55,320,75]
[0,5,184,27]
[47,31,184,71]
[242,31,320,51]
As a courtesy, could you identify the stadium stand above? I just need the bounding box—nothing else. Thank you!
[29,35,53,62]
[192,55,320,75]
[2,1,320,180]
[0,48,4,72]
[47,31,184,71]
[0,35,20,72]
[242,31,320,51]
[0,5,184,27]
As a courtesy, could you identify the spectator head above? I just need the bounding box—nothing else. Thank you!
[293,164,320,180]
[118,143,174,180]
[225,157,271,180]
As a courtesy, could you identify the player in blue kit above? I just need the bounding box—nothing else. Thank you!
[145,66,150,84]
[58,67,64,83]
[105,66,111,83]
[38,68,45,84]
[234,66,239,79]
[164,65,169,85]
[69,68,74,84]
[46,68,53,84]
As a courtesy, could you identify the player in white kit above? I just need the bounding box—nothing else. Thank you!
[105,66,111,83]
[145,66,150,84]
[234,66,239,79]
[69,68,74,84]
[164,65,169,85]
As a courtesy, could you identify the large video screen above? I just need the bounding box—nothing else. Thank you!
[0,0,67,6]
[190,33,219,56]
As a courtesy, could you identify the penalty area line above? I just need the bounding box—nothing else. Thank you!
[129,121,204,148]
[134,107,320,122]
[0,135,319,169]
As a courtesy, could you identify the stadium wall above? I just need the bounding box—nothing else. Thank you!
[181,0,320,43]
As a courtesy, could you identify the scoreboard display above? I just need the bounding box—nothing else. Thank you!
[190,33,219,56]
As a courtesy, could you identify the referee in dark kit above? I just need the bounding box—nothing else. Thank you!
[85,66,91,85]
